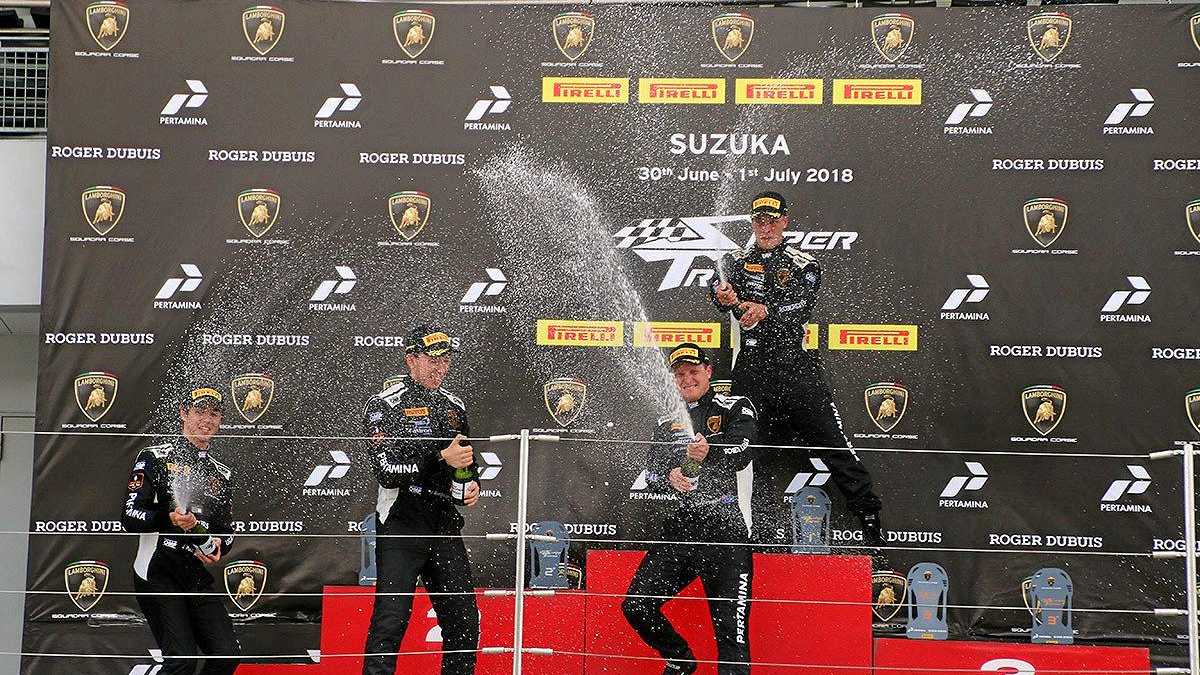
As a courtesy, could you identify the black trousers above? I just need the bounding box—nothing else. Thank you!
[622,531,753,675]
[734,355,881,546]
[134,575,241,675]
[362,531,479,675]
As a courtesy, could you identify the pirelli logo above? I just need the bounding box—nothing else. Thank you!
[832,79,922,105]
[802,323,819,351]
[735,78,822,105]
[828,324,918,351]
[638,78,726,104]
[537,320,624,347]
[542,77,629,103]
[632,322,721,348]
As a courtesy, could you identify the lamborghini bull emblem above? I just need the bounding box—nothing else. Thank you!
[865,383,908,433]
[1022,385,1067,437]
[243,5,285,55]
[231,373,275,424]
[544,376,587,428]
[1028,12,1071,63]
[872,571,907,623]
[712,13,754,62]
[81,186,125,236]
[86,1,129,51]
[225,560,267,612]
[553,12,594,62]
[871,13,915,63]
[65,560,110,612]
[237,188,281,238]
[394,10,435,59]
[388,191,431,241]
[1023,198,1068,249]
[75,371,118,422]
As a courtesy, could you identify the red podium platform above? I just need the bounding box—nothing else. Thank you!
[874,637,1150,675]
[236,553,1150,675]
[583,550,873,675]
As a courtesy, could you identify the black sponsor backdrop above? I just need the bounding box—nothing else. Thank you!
[26,0,1200,670]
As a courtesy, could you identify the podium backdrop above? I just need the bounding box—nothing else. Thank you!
[26,0,1200,670]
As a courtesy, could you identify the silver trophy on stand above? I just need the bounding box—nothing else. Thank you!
[905,562,949,640]
[790,487,831,554]
[359,512,377,585]
[528,521,570,588]
[1025,568,1073,644]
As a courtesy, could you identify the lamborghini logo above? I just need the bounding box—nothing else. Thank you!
[388,191,431,241]
[865,383,908,433]
[1187,388,1200,435]
[81,186,125,236]
[1022,385,1066,437]
[871,13,914,63]
[394,10,435,59]
[231,373,275,424]
[553,12,594,62]
[237,188,281,238]
[712,13,754,62]
[65,560,109,612]
[75,372,117,422]
[1187,199,1200,245]
[544,376,587,427]
[243,5,285,56]
[86,1,128,51]
[1027,12,1071,63]
[1023,198,1068,249]
[224,560,267,612]
[872,571,907,623]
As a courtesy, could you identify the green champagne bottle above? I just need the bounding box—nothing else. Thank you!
[451,466,476,505]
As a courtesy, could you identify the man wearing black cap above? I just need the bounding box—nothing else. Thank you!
[622,343,757,675]
[712,191,884,552]
[360,326,480,675]
[120,387,241,675]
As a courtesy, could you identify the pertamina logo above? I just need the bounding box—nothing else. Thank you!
[828,324,918,351]
[225,560,268,612]
[394,10,434,59]
[65,560,110,612]
[735,79,822,105]
[832,79,921,105]
[388,191,431,241]
[230,373,275,424]
[81,186,125,236]
[75,371,118,422]
[639,78,726,104]
[1100,465,1152,512]
[237,188,281,238]
[632,322,721,348]
[242,6,285,56]
[553,12,595,62]
[86,1,129,52]
[542,77,628,103]
[711,13,754,62]
[536,320,623,347]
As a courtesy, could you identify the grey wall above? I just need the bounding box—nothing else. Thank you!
[0,335,38,675]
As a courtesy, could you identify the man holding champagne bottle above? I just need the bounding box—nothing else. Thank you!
[360,325,480,675]
[120,386,241,675]
[622,343,758,675]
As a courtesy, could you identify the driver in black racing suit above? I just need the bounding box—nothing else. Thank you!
[622,343,757,675]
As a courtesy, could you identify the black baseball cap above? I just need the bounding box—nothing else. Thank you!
[405,325,457,357]
[668,343,711,369]
[184,386,224,410]
[751,191,788,218]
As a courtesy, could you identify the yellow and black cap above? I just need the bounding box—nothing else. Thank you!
[184,386,224,410]
[405,325,457,357]
[668,342,711,369]
[751,191,788,218]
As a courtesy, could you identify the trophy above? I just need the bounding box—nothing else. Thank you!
[790,487,831,554]
[359,513,377,586]
[528,521,570,588]
[905,562,949,640]
[1027,568,1073,644]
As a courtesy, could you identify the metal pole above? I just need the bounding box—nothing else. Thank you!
[1184,442,1198,675]
[511,429,532,675]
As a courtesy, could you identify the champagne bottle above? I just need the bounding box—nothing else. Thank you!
[171,498,217,555]
[680,457,701,490]
[450,466,476,505]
